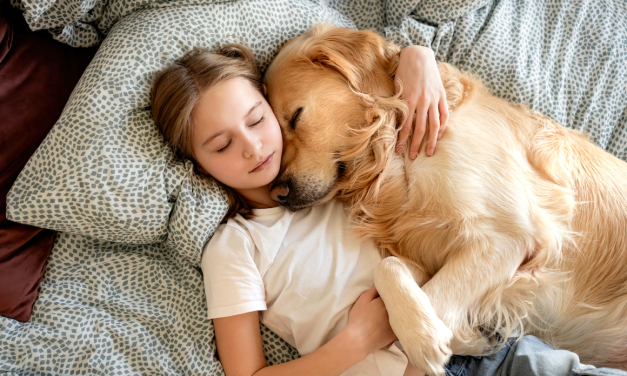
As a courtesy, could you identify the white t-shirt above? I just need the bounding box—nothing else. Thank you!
[201,199,407,376]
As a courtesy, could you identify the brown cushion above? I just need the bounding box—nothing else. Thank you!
[0,4,97,322]
[0,5,11,66]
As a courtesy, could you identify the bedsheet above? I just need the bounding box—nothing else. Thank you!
[0,232,299,375]
[2,0,627,375]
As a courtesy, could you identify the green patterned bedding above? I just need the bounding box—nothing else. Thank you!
[2,0,626,375]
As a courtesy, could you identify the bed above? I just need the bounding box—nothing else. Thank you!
[1,0,626,374]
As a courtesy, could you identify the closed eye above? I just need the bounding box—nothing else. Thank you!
[217,140,231,153]
[250,116,265,127]
[289,107,303,130]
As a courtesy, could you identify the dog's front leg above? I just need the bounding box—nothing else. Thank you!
[374,257,452,376]
[421,239,526,357]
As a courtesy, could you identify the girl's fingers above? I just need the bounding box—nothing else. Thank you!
[437,99,449,140]
[426,104,440,156]
[410,101,428,159]
[396,102,416,154]
[358,285,379,304]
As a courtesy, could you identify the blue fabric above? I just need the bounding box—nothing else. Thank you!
[446,336,627,376]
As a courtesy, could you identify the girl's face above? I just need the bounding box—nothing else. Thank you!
[191,77,283,191]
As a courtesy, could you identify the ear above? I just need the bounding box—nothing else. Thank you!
[262,83,267,96]
[306,27,400,95]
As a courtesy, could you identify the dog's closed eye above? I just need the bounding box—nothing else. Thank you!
[290,107,303,130]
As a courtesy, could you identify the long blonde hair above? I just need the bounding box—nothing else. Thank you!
[151,44,263,221]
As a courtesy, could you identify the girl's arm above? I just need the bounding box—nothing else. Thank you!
[214,285,396,376]
[395,45,449,159]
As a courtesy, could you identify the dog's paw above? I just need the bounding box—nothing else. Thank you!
[450,328,504,357]
[399,318,453,376]
[374,257,453,376]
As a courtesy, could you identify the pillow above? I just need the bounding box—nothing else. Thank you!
[0,3,96,322]
[10,0,235,47]
[6,0,355,266]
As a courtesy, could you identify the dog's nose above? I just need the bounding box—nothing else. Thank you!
[270,182,290,203]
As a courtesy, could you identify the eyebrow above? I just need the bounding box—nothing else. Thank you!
[202,101,262,147]
[245,101,262,118]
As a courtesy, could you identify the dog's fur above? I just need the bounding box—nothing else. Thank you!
[264,24,627,375]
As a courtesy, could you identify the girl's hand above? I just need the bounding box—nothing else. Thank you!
[344,285,397,357]
[395,45,449,159]
[214,299,396,376]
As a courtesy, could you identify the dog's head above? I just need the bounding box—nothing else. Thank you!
[265,24,406,211]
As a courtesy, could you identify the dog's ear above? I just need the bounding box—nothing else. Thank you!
[306,26,400,96]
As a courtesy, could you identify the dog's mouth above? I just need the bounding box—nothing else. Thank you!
[281,192,335,211]
[282,201,315,212]
[271,176,338,211]
[272,154,346,211]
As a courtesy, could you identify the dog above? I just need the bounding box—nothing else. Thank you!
[263,24,627,376]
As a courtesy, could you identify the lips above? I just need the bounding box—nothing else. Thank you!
[250,152,274,173]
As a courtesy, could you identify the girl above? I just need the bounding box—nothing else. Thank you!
[151,42,445,376]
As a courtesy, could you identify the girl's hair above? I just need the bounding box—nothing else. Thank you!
[151,44,263,221]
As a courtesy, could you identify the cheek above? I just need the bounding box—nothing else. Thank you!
[195,153,219,177]
[196,151,237,180]
[267,117,284,149]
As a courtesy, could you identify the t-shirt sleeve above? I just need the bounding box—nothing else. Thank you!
[201,222,267,319]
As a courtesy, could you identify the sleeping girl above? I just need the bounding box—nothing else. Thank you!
[149,42,618,376]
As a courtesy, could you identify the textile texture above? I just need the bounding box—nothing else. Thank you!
[0,3,96,322]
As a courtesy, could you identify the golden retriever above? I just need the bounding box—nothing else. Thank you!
[263,24,627,375]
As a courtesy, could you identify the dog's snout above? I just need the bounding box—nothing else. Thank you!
[270,181,290,203]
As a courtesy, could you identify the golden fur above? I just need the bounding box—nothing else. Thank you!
[264,24,627,376]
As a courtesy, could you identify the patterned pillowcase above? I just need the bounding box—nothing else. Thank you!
[11,0,244,48]
[7,1,355,266]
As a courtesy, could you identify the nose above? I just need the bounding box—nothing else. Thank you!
[242,132,262,158]
[270,181,290,203]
